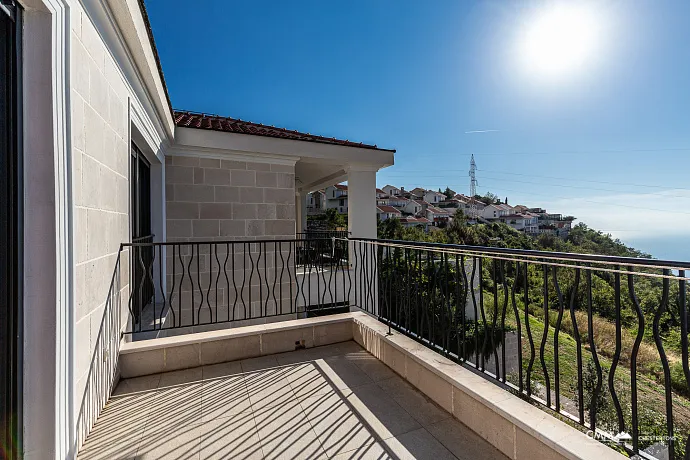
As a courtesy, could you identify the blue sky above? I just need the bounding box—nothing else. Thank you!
[146,0,690,261]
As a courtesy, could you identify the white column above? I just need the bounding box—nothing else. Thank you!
[295,191,307,234]
[346,166,379,314]
[347,166,377,239]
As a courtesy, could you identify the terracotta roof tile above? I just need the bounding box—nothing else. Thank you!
[174,111,394,151]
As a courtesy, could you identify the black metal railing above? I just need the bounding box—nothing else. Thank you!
[124,238,352,336]
[131,234,154,323]
[297,230,350,240]
[348,237,690,460]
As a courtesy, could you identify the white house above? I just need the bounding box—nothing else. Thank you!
[1,1,395,457]
[382,184,402,196]
[399,216,431,230]
[389,195,409,208]
[307,190,326,214]
[376,205,402,221]
[426,205,451,226]
[423,190,445,204]
[376,188,390,206]
[481,203,513,220]
[326,184,349,213]
[403,199,425,215]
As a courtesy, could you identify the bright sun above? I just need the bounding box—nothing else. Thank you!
[519,2,601,78]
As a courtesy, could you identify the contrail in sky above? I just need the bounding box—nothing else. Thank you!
[464,129,499,134]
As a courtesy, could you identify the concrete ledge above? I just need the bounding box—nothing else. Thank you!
[119,313,354,378]
[350,312,625,460]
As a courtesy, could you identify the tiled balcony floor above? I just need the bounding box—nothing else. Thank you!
[78,341,507,460]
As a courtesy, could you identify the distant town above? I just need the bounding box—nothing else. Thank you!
[307,184,576,238]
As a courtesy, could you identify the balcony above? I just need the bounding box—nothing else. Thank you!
[76,237,689,460]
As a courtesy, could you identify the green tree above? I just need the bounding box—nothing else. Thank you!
[443,187,454,200]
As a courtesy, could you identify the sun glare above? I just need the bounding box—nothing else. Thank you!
[519,2,601,78]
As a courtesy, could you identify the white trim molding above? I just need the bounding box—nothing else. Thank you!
[166,146,299,166]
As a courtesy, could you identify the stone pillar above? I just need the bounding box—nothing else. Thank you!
[346,166,379,314]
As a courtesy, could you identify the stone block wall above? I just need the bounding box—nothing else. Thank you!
[165,155,296,241]
[161,155,297,330]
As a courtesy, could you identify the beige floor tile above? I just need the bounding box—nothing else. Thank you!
[274,343,344,365]
[329,441,394,460]
[253,400,327,460]
[202,373,252,421]
[347,383,421,439]
[426,418,508,460]
[322,355,374,389]
[135,422,201,460]
[244,366,298,411]
[111,374,161,397]
[300,391,378,457]
[198,413,263,460]
[346,351,398,382]
[346,383,421,440]
[377,376,451,426]
[241,355,280,372]
[336,341,366,354]
[284,361,341,400]
[383,428,457,460]
[158,367,203,390]
[202,360,244,380]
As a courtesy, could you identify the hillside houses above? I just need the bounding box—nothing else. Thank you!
[308,184,574,236]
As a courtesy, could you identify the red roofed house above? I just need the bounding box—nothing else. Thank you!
[426,205,451,226]
[376,205,402,221]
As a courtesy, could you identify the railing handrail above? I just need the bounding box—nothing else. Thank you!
[123,237,336,247]
[348,237,690,270]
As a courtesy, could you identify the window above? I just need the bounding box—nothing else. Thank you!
[130,143,153,323]
[0,2,22,455]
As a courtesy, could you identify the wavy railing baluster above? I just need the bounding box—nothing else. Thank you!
[287,241,294,315]
[653,270,674,457]
[499,261,509,382]
[327,240,335,305]
[158,245,166,330]
[240,242,247,319]
[136,247,146,332]
[353,241,359,308]
[223,243,230,322]
[187,245,195,326]
[540,263,551,408]
[510,261,523,392]
[178,244,185,327]
[196,244,204,325]
[587,269,603,431]
[203,243,213,324]
[273,242,279,315]
[552,266,564,412]
[627,266,644,452]
[264,242,270,316]
[679,270,689,458]
[257,242,263,317]
[460,255,469,363]
[470,256,480,368]
[168,244,176,328]
[569,268,584,424]
[444,252,452,355]
[214,243,221,324]
[490,259,499,376]
[524,262,535,397]
[479,257,489,371]
[609,269,624,433]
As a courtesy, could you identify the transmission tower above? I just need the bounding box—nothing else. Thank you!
[469,154,478,219]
